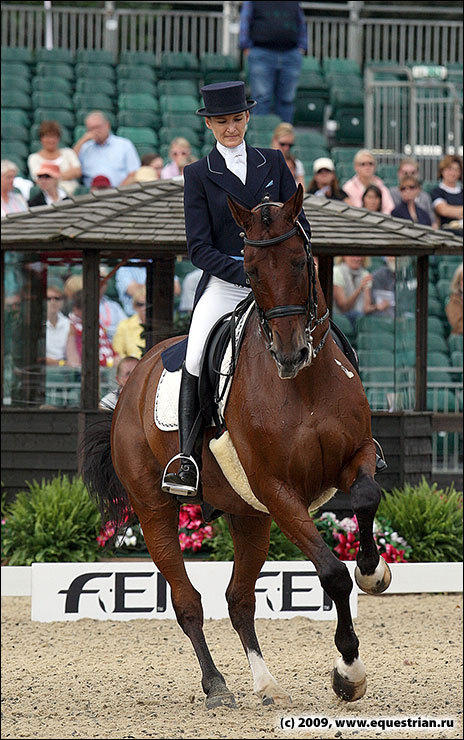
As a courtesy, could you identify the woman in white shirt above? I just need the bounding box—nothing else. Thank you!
[28,120,81,196]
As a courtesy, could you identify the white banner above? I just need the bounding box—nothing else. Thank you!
[31,561,358,623]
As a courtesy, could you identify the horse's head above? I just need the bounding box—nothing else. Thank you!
[228,185,326,379]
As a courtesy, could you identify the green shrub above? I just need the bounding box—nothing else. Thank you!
[2,475,102,566]
[377,477,463,562]
[209,517,306,561]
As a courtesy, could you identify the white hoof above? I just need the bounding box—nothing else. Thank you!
[247,650,292,706]
[355,557,391,595]
[332,656,367,702]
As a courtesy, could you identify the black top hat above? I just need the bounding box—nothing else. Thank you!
[196,81,257,117]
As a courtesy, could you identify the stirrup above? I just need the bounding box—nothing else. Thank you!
[161,453,200,497]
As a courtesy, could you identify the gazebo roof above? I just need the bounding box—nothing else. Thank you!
[1,179,462,255]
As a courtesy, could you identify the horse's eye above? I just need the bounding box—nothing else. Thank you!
[291,260,306,274]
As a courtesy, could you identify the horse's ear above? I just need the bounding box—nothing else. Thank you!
[281,183,305,223]
[227,195,253,231]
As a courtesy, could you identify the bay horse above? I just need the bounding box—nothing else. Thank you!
[82,184,391,710]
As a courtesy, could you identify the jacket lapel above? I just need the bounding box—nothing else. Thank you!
[245,145,273,199]
[205,146,254,206]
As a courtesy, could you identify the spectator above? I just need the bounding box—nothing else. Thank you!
[115,261,146,316]
[364,256,396,319]
[90,175,111,191]
[431,155,463,234]
[445,263,463,335]
[99,266,128,342]
[66,290,116,368]
[1,160,28,217]
[307,157,351,203]
[391,176,432,225]
[239,1,306,122]
[112,286,147,359]
[361,184,383,212]
[45,281,71,365]
[333,256,373,330]
[99,355,139,410]
[73,110,141,188]
[342,150,395,214]
[63,274,83,314]
[160,138,192,180]
[270,123,305,188]
[141,152,164,177]
[390,157,436,226]
[28,120,81,196]
[28,162,69,207]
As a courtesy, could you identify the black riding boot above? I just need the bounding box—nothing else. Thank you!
[162,366,203,499]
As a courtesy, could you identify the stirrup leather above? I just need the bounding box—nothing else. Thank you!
[161,453,200,496]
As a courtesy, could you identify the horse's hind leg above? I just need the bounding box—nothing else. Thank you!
[225,513,292,707]
[341,454,392,595]
[114,440,235,709]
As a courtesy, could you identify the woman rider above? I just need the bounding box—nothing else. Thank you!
[161,81,386,500]
[161,81,312,500]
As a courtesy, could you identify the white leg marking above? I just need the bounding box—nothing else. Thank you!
[247,649,291,705]
[334,655,366,684]
[355,557,388,591]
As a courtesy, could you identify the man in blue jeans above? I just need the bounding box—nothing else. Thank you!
[239,1,307,123]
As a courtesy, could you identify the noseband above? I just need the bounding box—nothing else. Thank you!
[241,201,330,359]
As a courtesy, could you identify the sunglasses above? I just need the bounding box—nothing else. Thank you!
[38,173,53,179]
[278,141,294,148]
[358,161,375,167]
[400,185,417,191]
[134,301,146,307]
[172,151,189,156]
[47,296,63,301]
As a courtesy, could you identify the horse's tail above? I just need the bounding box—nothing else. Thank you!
[80,415,131,532]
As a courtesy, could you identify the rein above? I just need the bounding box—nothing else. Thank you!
[240,203,330,360]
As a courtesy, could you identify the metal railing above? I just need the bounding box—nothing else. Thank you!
[1,2,462,65]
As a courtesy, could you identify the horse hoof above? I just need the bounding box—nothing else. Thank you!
[355,558,391,595]
[205,690,236,710]
[332,657,367,702]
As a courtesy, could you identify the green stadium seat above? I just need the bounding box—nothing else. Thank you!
[1,75,31,93]
[333,111,364,145]
[294,94,328,126]
[426,389,457,413]
[427,350,450,366]
[438,260,462,281]
[428,297,443,317]
[116,109,159,128]
[451,351,463,367]
[377,164,399,184]
[357,349,394,367]
[36,62,74,80]
[29,140,42,154]
[2,90,30,109]
[119,50,157,67]
[117,78,157,95]
[448,334,463,353]
[2,140,30,160]
[32,90,73,111]
[245,130,271,147]
[322,57,362,76]
[200,53,240,85]
[1,46,34,63]
[436,278,452,304]
[75,78,116,96]
[76,49,114,65]
[357,332,394,351]
[1,123,29,142]
[35,48,75,63]
[158,94,198,113]
[158,79,199,97]
[161,112,204,132]
[1,152,26,174]
[356,315,394,333]
[427,315,445,335]
[75,62,114,80]
[118,93,159,111]
[331,313,356,339]
[158,127,201,148]
[32,76,72,94]
[73,92,114,111]
[116,64,156,82]
[330,147,359,165]
[160,52,200,79]
[427,333,448,353]
[34,108,75,128]
[73,125,87,141]
[116,127,158,147]
[134,144,160,160]
[301,56,322,73]
[247,114,282,131]
[1,108,29,127]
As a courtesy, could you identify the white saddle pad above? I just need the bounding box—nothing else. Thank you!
[154,301,254,432]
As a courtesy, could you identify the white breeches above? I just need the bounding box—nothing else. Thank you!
[185,276,251,377]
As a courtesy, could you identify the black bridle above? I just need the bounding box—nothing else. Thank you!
[241,201,330,359]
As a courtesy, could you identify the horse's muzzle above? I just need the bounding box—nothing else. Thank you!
[271,344,312,379]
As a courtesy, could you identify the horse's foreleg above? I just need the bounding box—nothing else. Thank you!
[269,491,366,702]
[341,454,392,595]
[225,513,292,707]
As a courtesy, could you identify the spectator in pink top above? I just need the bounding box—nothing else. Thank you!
[160,137,192,179]
[342,149,395,214]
